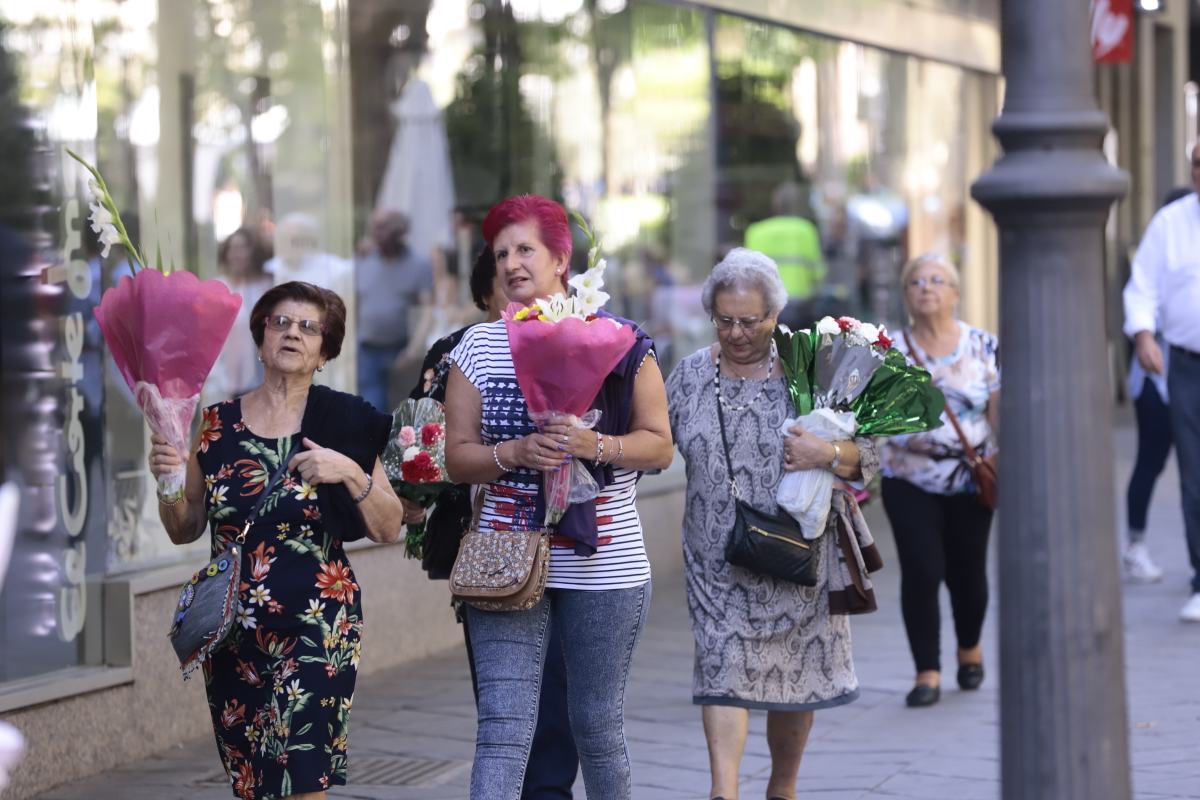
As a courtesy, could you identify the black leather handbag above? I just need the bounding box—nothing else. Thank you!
[715,382,819,587]
[168,441,298,677]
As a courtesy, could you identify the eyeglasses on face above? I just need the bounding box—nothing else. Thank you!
[265,314,324,336]
[712,315,766,332]
[906,275,954,290]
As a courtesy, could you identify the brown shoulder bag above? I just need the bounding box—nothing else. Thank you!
[902,330,998,510]
[449,488,550,611]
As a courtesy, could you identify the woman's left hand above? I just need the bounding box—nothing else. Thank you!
[288,437,361,485]
[783,426,837,472]
[539,414,596,461]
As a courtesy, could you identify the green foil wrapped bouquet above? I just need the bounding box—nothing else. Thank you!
[773,315,945,534]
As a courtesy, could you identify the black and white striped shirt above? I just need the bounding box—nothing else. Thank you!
[451,321,651,590]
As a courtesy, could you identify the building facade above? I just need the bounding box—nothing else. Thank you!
[0,1,1003,796]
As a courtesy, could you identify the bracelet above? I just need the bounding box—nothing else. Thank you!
[493,442,511,473]
[828,441,842,471]
[352,473,373,504]
[613,436,625,465]
[157,492,183,507]
[594,432,605,463]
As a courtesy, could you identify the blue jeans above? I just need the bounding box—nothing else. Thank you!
[358,342,402,413]
[1168,348,1200,592]
[467,584,651,800]
[522,629,578,799]
[1127,378,1173,536]
[464,613,578,799]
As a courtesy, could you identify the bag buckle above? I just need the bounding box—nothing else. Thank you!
[236,521,251,544]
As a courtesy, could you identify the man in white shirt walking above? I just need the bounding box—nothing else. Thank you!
[1123,137,1200,622]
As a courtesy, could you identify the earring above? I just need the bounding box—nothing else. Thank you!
[317,364,325,373]
[256,353,263,363]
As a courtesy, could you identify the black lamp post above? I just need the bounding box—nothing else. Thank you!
[971,2,1133,798]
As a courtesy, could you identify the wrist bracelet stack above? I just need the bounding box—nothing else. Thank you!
[594,433,606,463]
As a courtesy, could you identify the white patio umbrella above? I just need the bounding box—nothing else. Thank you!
[375,78,457,262]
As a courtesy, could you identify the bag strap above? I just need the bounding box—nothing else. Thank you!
[901,330,984,468]
[713,357,742,500]
[468,485,486,530]
[237,438,301,543]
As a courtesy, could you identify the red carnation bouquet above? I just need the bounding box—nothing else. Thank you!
[382,397,453,557]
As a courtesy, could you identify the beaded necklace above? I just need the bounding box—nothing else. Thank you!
[713,343,777,412]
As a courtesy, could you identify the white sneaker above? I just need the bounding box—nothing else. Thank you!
[1180,594,1200,623]
[1123,542,1164,583]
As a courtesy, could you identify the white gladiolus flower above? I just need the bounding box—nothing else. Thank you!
[576,287,610,316]
[98,226,122,258]
[88,201,114,231]
[568,268,604,294]
[88,179,103,199]
[592,257,607,275]
[815,316,841,336]
[88,201,121,258]
[588,245,599,263]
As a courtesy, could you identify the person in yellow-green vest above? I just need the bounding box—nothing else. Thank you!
[744,182,826,301]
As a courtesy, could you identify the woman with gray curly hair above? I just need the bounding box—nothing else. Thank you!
[666,248,878,800]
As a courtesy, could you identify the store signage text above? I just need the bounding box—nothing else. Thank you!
[45,196,92,642]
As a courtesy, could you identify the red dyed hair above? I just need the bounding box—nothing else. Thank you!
[482,195,573,263]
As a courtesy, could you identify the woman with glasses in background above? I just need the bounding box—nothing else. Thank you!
[150,281,404,800]
[880,253,1000,708]
[665,248,878,800]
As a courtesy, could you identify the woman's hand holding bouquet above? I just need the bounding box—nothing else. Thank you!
[774,316,945,536]
[504,215,634,526]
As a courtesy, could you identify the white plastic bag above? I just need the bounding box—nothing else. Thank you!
[776,408,858,538]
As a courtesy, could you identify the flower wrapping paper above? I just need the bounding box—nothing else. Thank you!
[94,268,242,497]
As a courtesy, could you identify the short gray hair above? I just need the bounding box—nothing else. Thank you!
[701,247,789,317]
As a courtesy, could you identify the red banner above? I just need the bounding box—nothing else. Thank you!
[1092,0,1134,64]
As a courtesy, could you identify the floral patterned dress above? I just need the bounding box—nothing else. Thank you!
[196,399,363,800]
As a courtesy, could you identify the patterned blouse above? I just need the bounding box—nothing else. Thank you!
[880,321,1000,495]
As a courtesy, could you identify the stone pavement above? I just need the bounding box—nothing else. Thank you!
[34,426,1200,800]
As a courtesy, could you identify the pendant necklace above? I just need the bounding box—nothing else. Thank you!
[714,344,777,412]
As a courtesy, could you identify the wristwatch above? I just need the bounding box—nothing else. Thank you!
[828,441,842,471]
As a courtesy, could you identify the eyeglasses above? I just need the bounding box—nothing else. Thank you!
[712,315,765,333]
[906,276,954,290]
[265,314,324,336]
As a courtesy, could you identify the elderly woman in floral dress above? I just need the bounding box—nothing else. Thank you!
[150,281,404,800]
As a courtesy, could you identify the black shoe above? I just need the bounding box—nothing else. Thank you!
[957,663,985,690]
[905,683,940,707]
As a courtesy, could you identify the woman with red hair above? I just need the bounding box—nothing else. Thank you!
[444,195,673,799]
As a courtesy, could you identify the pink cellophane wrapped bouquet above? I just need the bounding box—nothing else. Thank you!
[69,150,243,499]
[504,214,635,525]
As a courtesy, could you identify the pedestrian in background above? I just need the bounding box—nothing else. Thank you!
[1120,187,1194,584]
[879,253,999,708]
[444,195,673,800]
[150,282,404,800]
[666,249,876,800]
[1123,141,1200,622]
[355,209,435,412]
[204,227,271,407]
[744,182,827,331]
[406,246,580,798]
